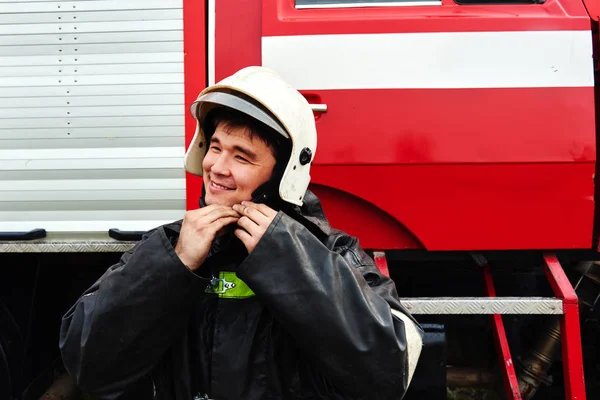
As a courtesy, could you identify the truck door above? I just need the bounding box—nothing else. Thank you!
[258,0,595,250]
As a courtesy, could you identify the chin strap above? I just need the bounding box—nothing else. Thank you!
[198,180,285,212]
[199,184,207,208]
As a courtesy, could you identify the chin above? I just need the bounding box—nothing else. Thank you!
[205,197,229,207]
[204,194,238,207]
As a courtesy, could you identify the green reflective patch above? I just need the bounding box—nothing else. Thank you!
[205,271,255,299]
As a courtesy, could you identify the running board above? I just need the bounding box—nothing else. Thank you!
[399,297,563,315]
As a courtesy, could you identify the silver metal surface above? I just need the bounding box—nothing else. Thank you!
[0,1,186,234]
[446,367,498,388]
[399,297,563,315]
[0,1,182,14]
[0,236,136,253]
[310,104,328,113]
[296,1,440,8]
[517,318,561,399]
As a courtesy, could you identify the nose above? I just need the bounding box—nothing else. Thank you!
[210,153,230,176]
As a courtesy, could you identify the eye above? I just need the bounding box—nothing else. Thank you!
[235,155,249,163]
[209,145,221,153]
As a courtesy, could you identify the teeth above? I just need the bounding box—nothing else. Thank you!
[212,182,231,190]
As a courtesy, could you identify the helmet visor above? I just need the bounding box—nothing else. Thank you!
[191,91,290,139]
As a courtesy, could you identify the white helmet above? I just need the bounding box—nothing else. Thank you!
[185,66,317,206]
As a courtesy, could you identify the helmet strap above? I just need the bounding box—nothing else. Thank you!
[198,168,289,212]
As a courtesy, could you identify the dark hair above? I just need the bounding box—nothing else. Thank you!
[203,106,291,163]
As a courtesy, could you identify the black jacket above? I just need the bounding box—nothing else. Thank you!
[59,191,423,400]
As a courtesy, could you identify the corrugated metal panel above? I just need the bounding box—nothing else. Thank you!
[0,63,183,77]
[1,31,183,46]
[0,53,183,67]
[0,83,183,97]
[0,1,180,13]
[0,94,183,107]
[0,116,183,128]
[0,9,182,24]
[0,20,182,35]
[0,42,182,56]
[0,0,186,234]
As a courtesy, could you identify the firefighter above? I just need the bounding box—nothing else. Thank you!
[59,66,423,400]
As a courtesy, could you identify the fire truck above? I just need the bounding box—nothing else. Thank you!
[0,0,599,399]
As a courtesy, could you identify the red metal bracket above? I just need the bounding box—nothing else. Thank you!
[543,254,587,400]
[373,251,390,278]
[373,251,585,399]
[543,254,578,304]
[483,264,523,400]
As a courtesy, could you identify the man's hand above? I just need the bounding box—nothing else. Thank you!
[175,205,240,270]
[233,201,278,254]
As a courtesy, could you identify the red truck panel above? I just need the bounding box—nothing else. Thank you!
[184,0,207,211]
[194,0,596,251]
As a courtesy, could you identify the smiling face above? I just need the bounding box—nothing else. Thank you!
[202,122,277,207]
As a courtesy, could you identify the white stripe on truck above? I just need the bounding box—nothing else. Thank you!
[262,30,593,90]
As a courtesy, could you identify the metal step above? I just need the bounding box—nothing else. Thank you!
[0,235,135,253]
[399,297,563,315]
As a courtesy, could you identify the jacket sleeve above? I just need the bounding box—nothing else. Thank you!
[59,226,206,400]
[237,212,423,400]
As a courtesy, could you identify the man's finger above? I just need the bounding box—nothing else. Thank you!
[186,204,236,219]
[236,216,261,236]
[251,203,277,219]
[233,203,269,225]
[234,228,254,249]
[210,216,239,232]
[202,207,240,224]
[239,201,277,219]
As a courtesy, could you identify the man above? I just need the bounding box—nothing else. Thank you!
[60,67,423,400]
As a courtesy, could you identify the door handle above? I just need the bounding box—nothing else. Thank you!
[310,104,328,113]
[0,229,46,241]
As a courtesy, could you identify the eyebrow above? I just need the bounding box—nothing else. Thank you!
[210,137,258,161]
